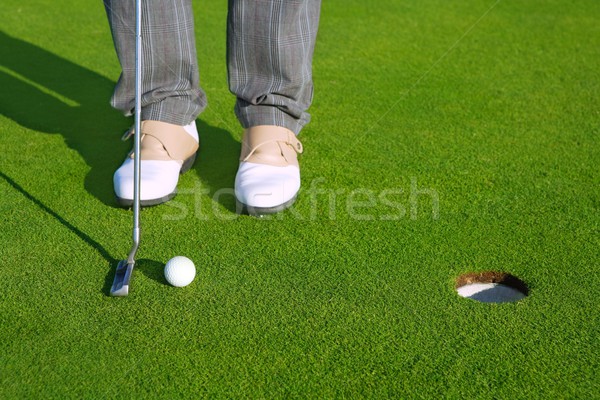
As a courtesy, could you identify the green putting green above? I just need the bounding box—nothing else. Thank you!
[1,0,598,398]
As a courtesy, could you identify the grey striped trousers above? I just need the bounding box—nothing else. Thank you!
[103,0,321,134]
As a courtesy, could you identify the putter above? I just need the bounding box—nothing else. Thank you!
[110,0,143,296]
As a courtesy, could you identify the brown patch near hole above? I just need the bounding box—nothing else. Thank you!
[455,271,529,296]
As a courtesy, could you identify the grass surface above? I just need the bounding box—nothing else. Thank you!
[1,0,599,398]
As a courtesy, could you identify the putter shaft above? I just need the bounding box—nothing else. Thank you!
[111,0,142,297]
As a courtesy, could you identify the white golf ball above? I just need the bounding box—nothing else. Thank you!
[164,256,196,287]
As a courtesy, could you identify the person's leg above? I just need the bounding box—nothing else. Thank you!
[104,0,203,206]
[227,0,321,134]
[104,0,206,125]
[227,0,321,215]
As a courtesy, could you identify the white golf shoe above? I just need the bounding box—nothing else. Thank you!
[114,120,199,207]
[234,125,303,216]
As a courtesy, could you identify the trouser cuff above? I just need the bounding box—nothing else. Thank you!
[235,102,310,135]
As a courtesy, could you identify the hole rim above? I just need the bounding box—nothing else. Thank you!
[455,271,529,299]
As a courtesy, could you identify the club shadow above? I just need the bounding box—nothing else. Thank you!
[1,171,120,298]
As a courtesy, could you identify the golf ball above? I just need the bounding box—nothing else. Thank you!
[164,256,196,287]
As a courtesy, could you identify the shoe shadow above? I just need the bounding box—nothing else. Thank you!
[0,31,242,212]
[0,30,128,206]
[194,120,240,213]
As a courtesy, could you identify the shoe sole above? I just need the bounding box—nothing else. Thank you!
[236,194,298,217]
[115,152,197,208]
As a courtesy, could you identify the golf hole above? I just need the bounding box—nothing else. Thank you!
[455,271,528,303]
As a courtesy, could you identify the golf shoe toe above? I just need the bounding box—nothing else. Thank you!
[114,120,199,207]
[234,125,303,215]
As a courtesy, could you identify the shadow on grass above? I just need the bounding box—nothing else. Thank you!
[0,30,125,206]
[2,169,170,296]
[1,171,118,291]
[0,30,241,210]
[1,31,242,295]
[135,259,168,286]
[194,120,240,212]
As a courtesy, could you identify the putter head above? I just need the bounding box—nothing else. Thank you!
[110,259,135,296]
